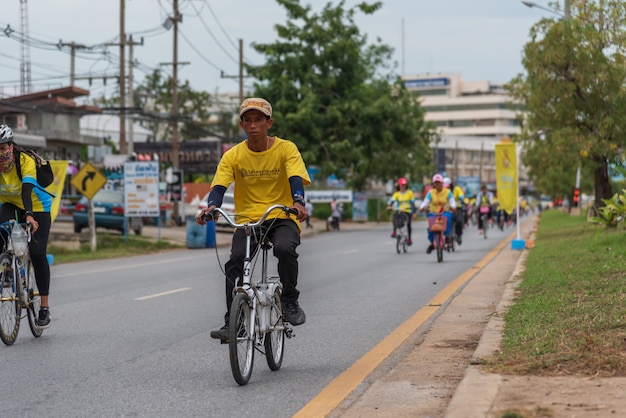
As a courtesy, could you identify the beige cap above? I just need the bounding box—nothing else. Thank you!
[239,97,272,118]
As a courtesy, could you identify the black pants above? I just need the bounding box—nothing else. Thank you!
[223,219,301,323]
[0,203,51,296]
[454,209,465,237]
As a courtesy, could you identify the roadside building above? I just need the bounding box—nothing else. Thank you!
[402,73,529,193]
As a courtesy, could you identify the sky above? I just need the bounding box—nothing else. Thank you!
[0,0,553,102]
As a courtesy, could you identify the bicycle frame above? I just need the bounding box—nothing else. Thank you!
[208,205,297,385]
[0,220,42,345]
[212,205,292,331]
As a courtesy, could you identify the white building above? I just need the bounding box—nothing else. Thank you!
[403,73,526,192]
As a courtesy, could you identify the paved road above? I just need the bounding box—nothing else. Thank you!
[46,215,538,416]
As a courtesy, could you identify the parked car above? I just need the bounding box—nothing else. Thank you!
[197,192,235,229]
[73,189,143,235]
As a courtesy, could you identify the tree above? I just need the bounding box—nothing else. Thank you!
[246,0,435,190]
[134,70,226,142]
[507,0,626,207]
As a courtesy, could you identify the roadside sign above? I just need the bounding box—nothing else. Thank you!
[124,162,160,217]
[71,162,107,200]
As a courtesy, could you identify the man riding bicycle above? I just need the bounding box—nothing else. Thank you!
[387,177,415,245]
[195,97,310,341]
[418,174,456,254]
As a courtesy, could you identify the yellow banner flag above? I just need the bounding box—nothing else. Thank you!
[48,161,69,223]
[495,143,517,214]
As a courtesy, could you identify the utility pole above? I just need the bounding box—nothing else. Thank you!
[58,41,88,85]
[119,0,127,155]
[159,0,189,225]
[127,35,144,156]
[172,0,180,170]
[221,39,248,105]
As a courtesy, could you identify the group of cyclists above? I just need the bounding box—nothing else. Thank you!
[386,174,523,254]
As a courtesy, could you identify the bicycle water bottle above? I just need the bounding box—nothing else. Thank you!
[11,222,28,257]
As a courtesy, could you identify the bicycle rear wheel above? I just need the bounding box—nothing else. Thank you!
[229,293,255,385]
[483,215,488,239]
[24,259,42,338]
[264,289,284,371]
[0,254,20,345]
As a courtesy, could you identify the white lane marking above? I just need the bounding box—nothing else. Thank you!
[134,287,192,301]
[344,249,358,254]
[58,255,203,278]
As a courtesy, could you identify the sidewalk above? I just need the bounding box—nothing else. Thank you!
[316,214,538,417]
[49,216,371,249]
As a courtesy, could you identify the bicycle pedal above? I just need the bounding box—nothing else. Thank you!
[284,326,295,339]
[219,338,229,344]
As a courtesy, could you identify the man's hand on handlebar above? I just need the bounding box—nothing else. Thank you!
[291,203,308,222]
[196,205,217,225]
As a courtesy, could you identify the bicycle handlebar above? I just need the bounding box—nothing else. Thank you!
[202,205,298,229]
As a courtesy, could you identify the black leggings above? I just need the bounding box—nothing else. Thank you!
[0,203,50,296]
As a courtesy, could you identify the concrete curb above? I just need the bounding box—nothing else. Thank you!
[445,220,538,418]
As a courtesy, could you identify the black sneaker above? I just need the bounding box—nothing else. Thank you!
[210,323,229,341]
[426,244,434,254]
[37,307,51,328]
[457,235,462,245]
[283,301,306,326]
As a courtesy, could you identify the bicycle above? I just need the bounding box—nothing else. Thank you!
[392,210,409,254]
[427,212,448,263]
[205,205,297,386]
[0,220,43,345]
[478,206,490,239]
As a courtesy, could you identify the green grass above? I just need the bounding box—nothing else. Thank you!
[48,233,183,264]
[487,210,626,377]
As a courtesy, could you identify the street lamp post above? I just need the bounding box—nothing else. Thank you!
[522,0,570,18]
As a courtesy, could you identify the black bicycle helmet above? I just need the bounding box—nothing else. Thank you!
[0,124,13,144]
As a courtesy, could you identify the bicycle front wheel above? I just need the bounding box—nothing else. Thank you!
[0,254,20,345]
[436,233,444,263]
[24,259,42,338]
[229,293,255,385]
[264,289,284,371]
[396,235,402,254]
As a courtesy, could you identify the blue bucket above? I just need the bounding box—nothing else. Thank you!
[511,239,526,251]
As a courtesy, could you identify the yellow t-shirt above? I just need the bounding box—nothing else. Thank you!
[212,137,311,224]
[390,190,414,214]
[452,185,464,206]
[0,153,53,212]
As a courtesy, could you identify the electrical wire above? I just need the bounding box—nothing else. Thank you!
[189,1,238,65]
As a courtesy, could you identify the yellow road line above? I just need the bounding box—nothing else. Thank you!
[294,232,513,418]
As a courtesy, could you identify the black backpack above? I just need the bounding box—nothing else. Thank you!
[14,146,55,195]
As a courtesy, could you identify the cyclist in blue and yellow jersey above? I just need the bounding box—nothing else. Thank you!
[0,125,51,328]
[473,184,494,235]
[444,177,466,245]
[418,174,456,254]
[386,177,416,245]
[196,98,311,341]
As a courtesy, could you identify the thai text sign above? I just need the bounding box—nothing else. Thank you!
[124,162,160,217]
